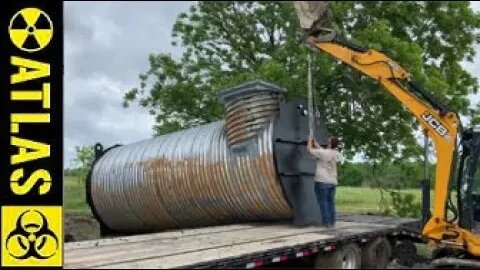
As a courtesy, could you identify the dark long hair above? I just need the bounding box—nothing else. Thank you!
[329,137,340,150]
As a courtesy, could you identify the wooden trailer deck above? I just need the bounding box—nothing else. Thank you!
[64,214,421,269]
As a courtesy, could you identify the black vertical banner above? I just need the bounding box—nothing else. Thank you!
[0,1,63,268]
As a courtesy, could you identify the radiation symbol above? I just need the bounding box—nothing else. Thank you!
[5,210,59,260]
[8,8,53,52]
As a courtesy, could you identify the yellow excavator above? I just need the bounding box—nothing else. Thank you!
[294,1,480,266]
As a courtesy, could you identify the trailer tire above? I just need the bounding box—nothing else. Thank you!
[314,243,361,269]
[391,239,417,267]
[361,237,392,269]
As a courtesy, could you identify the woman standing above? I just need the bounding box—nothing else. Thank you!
[307,136,343,227]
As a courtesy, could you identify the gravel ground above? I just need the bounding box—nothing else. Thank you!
[387,260,432,269]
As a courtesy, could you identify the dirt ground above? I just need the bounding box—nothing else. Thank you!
[65,213,100,242]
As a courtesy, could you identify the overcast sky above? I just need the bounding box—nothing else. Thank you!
[64,1,190,167]
[64,1,480,168]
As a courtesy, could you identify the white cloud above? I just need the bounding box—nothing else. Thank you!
[64,1,190,167]
[64,1,480,167]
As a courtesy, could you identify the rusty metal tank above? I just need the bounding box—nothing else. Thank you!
[87,80,330,234]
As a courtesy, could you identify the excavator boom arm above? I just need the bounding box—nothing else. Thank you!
[302,31,480,255]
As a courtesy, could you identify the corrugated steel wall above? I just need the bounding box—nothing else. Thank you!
[89,81,293,233]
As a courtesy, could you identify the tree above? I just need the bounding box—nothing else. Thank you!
[124,1,480,162]
[469,103,480,126]
[338,162,370,187]
[72,145,95,181]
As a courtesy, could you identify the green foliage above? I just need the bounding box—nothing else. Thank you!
[338,162,369,186]
[71,145,95,181]
[338,161,435,188]
[469,103,480,126]
[124,1,480,163]
[339,161,426,217]
[384,190,422,218]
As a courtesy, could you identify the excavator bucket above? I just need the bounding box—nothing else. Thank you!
[293,1,332,31]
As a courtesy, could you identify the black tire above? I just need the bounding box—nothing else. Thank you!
[314,243,362,269]
[391,239,417,268]
[361,237,392,269]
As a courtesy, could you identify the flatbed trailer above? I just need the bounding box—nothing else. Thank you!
[65,214,422,269]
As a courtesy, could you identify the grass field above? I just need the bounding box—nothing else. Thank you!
[65,175,430,216]
[336,186,428,213]
[65,176,91,214]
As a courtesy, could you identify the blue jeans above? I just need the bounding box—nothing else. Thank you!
[315,182,336,226]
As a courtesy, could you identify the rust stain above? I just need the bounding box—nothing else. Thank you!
[91,85,296,232]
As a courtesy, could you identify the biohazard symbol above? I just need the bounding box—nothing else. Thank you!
[5,210,59,260]
[8,8,53,52]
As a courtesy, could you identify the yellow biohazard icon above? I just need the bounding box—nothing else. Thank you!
[8,8,53,52]
[2,206,62,267]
